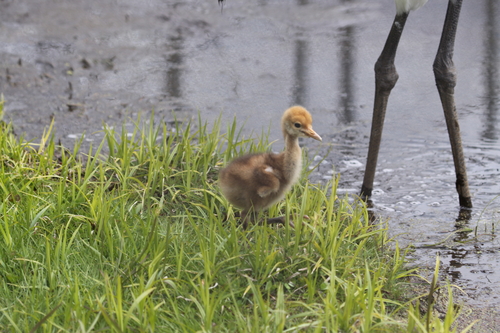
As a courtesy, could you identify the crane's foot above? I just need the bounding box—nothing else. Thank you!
[456,207,472,223]
[360,184,373,201]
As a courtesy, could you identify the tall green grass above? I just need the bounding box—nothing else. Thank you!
[0,106,471,331]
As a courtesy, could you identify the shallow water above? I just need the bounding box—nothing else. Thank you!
[0,0,499,306]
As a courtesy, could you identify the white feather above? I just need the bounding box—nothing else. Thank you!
[394,0,429,14]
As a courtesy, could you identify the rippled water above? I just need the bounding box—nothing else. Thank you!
[0,0,499,305]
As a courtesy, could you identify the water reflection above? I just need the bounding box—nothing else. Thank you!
[449,208,473,280]
[481,0,499,143]
[165,29,183,100]
[292,39,308,106]
[292,0,309,106]
[338,0,356,125]
[446,247,468,281]
[338,24,356,124]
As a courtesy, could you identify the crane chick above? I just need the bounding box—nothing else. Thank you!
[219,106,322,228]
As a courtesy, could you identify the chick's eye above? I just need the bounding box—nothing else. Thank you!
[294,123,301,128]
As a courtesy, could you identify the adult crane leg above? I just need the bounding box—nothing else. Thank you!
[360,13,409,199]
[433,0,472,208]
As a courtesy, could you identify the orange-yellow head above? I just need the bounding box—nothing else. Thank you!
[281,106,322,141]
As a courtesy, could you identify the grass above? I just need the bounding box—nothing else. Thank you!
[0,99,473,331]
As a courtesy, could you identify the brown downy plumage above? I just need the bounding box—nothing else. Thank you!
[219,106,322,228]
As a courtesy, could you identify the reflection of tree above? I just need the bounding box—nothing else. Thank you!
[292,39,308,106]
[166,30,183,99]
[338,24,356,124]
[481,0,499,142]
[291,0,309,106]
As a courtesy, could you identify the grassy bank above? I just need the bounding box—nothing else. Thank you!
[0,105,469,331]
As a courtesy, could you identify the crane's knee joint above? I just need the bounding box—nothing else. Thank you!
[433,58,457,91]
[375,63,399,92]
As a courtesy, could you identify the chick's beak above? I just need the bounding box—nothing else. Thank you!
[304,128,322,142]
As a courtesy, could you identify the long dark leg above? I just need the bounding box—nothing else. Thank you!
[241,210,296,228]
[265,216,297,228]
[360,13,409,199]
[433,0,472,208]
[241,210,294,228]
[265,216,291,228]
[265,216,286,225]
[240,209,254,229]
